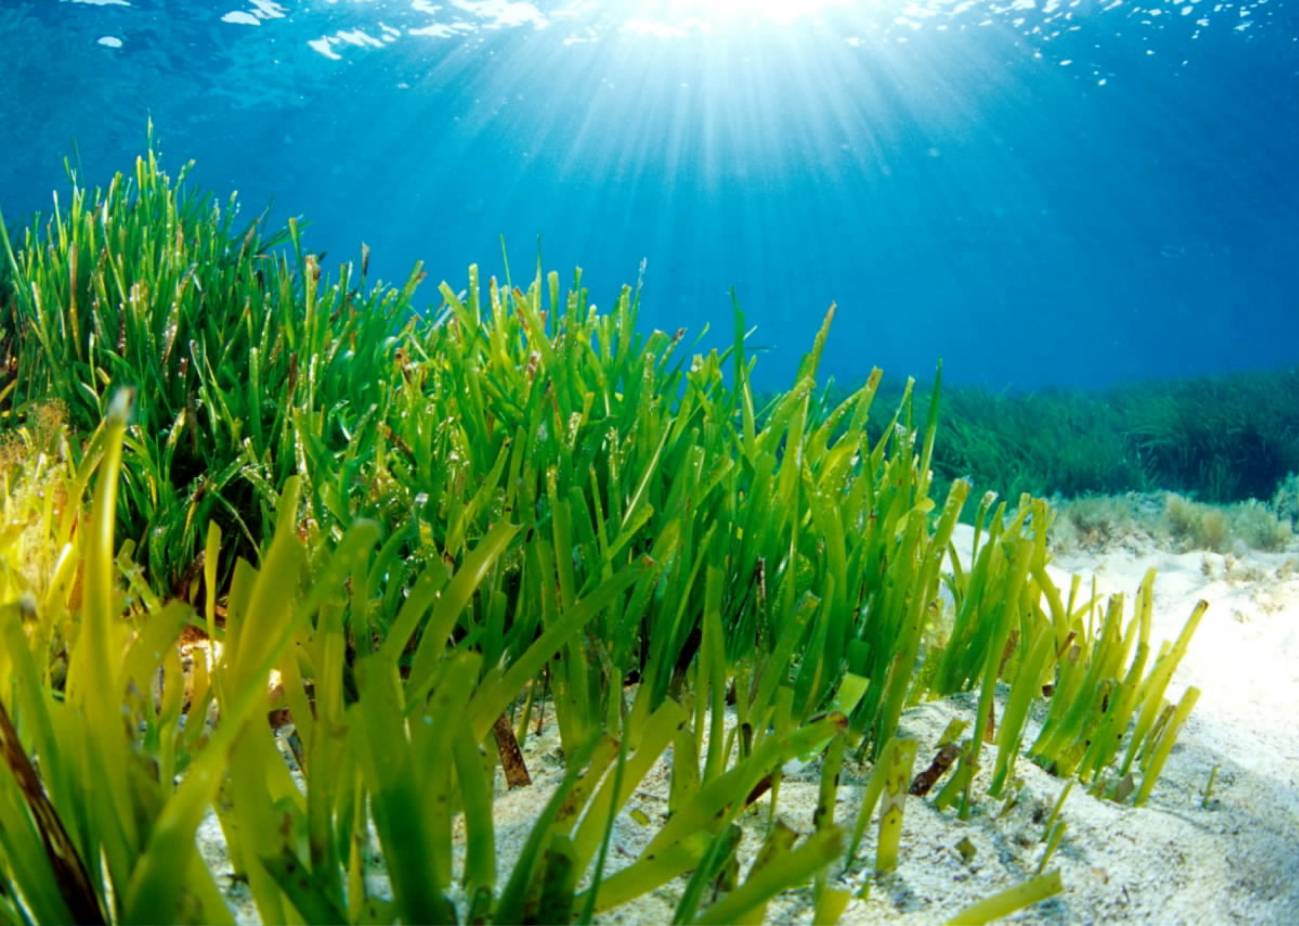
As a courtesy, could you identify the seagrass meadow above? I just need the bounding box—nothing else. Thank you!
[870,371,1299,508]
[0,146,1213,925]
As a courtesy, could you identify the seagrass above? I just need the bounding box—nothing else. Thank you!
[0,141,1206,924]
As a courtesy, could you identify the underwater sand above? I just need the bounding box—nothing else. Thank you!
[203,527,1299,924]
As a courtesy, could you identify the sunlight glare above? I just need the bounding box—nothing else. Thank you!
[626,0,852,30]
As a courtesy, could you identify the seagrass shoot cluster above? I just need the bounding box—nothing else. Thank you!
[0,140,1206,924]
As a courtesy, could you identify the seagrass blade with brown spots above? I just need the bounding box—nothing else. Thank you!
[0,699,105,925]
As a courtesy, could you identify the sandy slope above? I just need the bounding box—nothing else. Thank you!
[832,529,1299,923]
[1025,535,1299,923]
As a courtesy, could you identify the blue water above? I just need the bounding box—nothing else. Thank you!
[2,0,1296,390]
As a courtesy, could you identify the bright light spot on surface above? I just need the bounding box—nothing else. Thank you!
[308,36,342,59]
[410,22,475,38]
[620,0,851,31]
[222,2,285,25]
[337,29,385,49]
[451,0,549,29]
[97,35,124,47]
[648,0,848,22]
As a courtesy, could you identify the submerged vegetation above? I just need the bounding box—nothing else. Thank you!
[880,370,1299,506]
[1047,492,1294,555]
[0,143,1209,923]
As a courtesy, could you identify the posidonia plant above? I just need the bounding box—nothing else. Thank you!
[0,142,1205,924]
[0,125,421,590]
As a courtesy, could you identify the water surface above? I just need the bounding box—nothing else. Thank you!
[2,0,1296,389]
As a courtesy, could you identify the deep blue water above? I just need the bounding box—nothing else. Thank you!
[2,0,1297,391]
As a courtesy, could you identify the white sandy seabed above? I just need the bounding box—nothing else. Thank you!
[205,524,1299,924]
